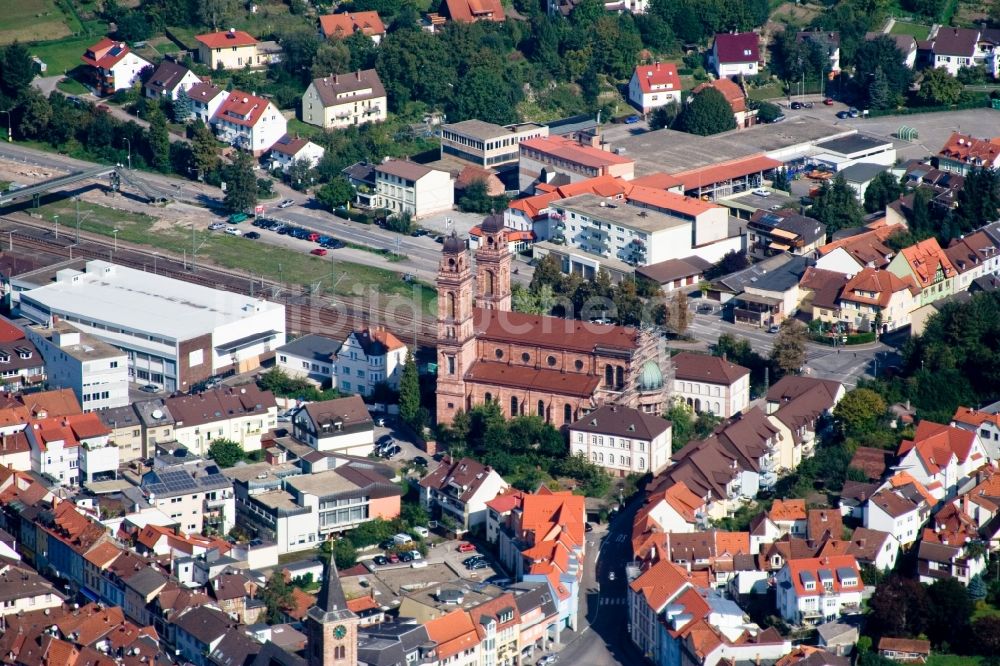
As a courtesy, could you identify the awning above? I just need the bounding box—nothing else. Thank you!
[735,292,782,306]
[768,242,792,251]
[216,330,279,353]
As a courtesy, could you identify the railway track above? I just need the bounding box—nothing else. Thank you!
[0,214,438,347]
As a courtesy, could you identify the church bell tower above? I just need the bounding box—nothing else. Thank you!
[436,233,477,425]
[475,214,512,312]
[306,559,359,666]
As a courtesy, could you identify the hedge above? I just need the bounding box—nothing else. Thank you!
[867,97,989,118]
[810,331,877,346]
[334,208,373,224]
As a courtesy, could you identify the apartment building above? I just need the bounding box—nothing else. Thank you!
[887,238,957,307]
[774,556,863,625]
[26,320,129,412]
[896,420,987,497]
[336,327,408,395]
[302,70,387,129]
[26,412,111,487]
[519,135,634,192]
[275,334,342,385]
[80,38,153,96]
[290,395,374,456]
[672,352,750,419]
[865,483,932,547]
[211,90,287,156]
[441,120,549,168]
[936,132,1000,175]
[196,29,273,70]
[374,159,454,219]
[568,404,672,476]
[164,385,277,457]
[420,456,509,532]
[835,268,920,334]
[139,455,236,535]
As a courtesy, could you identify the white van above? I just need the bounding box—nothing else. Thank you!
[392,533,414,546]
[412,526,429,539]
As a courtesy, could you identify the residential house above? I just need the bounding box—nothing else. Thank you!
[419,456,509,532]
[765,376,844,462]
[290,395,374,456]
[165,385,277,457]
[275,334,342,386]
[196,30,272,70]
[211,90,287,156]
[943,230,1000,292]
[692,78,757,129]
[519,135,634,193]
[134,398,175,462]
[768,498,809,538]
[143,60,201,100]
[864,484,932,547]
[139,455,235,535]
[441,0,505,23]
[896,420,987,498]
[472,594,521,666]
[774,556,863,625]
[0,335,45,394]
[797,31,841,73]
[628,62,682,115]
[301,70,387,130]
[636,256,712,295]
[374,159,454,219]
[319,12,386,44]
[747,210,826,259]
[722,255,812,328]
[865,32,918,68]
[952,406,1000,460]
[80,38,152,96]
[879,638,931,663]
[26,320,128,411]
[27,412,112,486]
[929,27,981,76]
[917,502,986,585]
[188,82,227,125]
[835,268,920,334]
[662,529,752,589]
[887,237,957,307]
[357,620,434,666]
[672,352,750,419]
[268,135,326,174]
[173,605,238,666]
[210,572,258,623]
[567,404,673,476]
[847,527,899,571]
[936,132,1000,176]
[631,482,708,557]
[839,480,878,520]
[710,32,760,78]
[336,327,408,395]
[628,558,693,662]
[0,557,65,616]
[424,609,482,666]
[815,225,897,275]
[342,161,378,208]
[838,162,890,202]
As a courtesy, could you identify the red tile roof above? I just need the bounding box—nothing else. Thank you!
[195,30,258,49]
[769,498,807,522]
[839,268,919,307]
[424,610,480,659]
[670,155,782,191]
[898,420,978,473]
[938,132,1000,166]
[625,185,718,217]
[81,38,133,69]
[319,11,386,39]
[520,135,634,169]
[216,90,272,129]
[633,62,681,94]
[692,78,748,114]
[629,558,691,612]
[508,175,628,219]
[713,32,760,64]
[474,308,639,353]
[899,237,957,287]
[0,317,24,342]
[443,0,505,22]
[785,555,861,597]
[465,361,600,397]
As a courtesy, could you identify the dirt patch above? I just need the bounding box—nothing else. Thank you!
[769,1,823,27]
[0,22,71,45]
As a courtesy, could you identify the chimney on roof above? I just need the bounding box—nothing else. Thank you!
[357,70,362,80]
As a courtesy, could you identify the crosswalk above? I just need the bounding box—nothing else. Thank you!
[599,597,626,606]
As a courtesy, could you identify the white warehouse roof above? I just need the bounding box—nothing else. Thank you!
[21,260,284,341]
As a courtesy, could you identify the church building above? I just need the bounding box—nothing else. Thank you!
[435,217,672,426]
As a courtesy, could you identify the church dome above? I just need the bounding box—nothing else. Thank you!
[638,360,663,391]
[442,233,466,254]
[481,214,504,234]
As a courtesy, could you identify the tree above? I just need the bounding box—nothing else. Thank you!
[754,101,783,125]
[286,158,315,192]
[0,42,35,102]
[853,36,912,108]
[347,517,396,548]
[451,57,521,125]
[172,87,192,122]
[190,121,219,180]
[863,171,903,213]
[926,577,973,647]
[867,66,894,111]
[833,388,887,438]
[770,319,807,375]
[869,575,930,638]
[809,174,864,233]
[675,87,737,136]
[261,570,295,624]
[331,538,357,570]
[197,0,238,30]
[315,177,354,210]
[278,28,321,84]
[953,168,1000,235]
[665,403,694,451]
[916,67,963,107]
[908,186,934,237]
[771,167,790,192]
[649,103,679,130]
[15,88,51,139]
[399,351,421,429]
[969,573,988,601]
[146,105,171,172]
[704,250,750,279]
[222,151,258,214]
[973,615,1000,656]
[458,180,493,213]
[311,41,351,80]
[207,439,244,468]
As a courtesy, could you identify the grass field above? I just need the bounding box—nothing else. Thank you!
[30,199,436,313]
[889,22,932,40]
[926,655,981,666]
[30,35,100,75]
[0,0,74,45]
[56,78,88,95]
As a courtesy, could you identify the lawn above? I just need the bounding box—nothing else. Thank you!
[285,118,326,142]
[30,35,101,75]
[926,656,981,666]
[748,81,787,101]
[31,199,436,313]
[0,0,74,44]
[56,78,89,95]
[889,22,932,40]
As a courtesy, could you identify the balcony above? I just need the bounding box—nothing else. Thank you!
[840,603,861,614]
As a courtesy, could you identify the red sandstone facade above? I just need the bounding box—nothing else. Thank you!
[435,221,670,426]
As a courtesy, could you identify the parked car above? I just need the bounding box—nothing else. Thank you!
[393,533,414,546]
[751,188,771,197]
[538,655,558,666]
[768,324,780,334]
[463,555,485,566]
[278,199,296,209]
[802,101,814,108]
[373,555,388,566]
[697,304,713,314]
[468,560,488,570]
[244,231,261,240]
[624,115,641,124]
[275,225,289,234]
[322,238,345,249]
[584,522,593,532]
[382,445,401,458]
[399,551,413,563]
[790,101,803,110]
[836,110,851,119]
[228,212,248,224]
[308,232,320,242]
[310,248,327,256]
[848,107,860,117]
[608,571,616,581]
[139,383,160,393]
[413,456,428,467]
[377,434,393,447]
[208,222,226,230]
[225,226,242,236]
[458,542,477,553]
[412,526,429,538]
[823,98,835,105]
[388,552,400,564]
[379,539,396,550]
[407,550,423,561]
[770,114,787,123]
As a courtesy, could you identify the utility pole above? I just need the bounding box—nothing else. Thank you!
[54,215,59,240]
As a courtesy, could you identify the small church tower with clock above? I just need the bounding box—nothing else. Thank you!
[305,559,359,666]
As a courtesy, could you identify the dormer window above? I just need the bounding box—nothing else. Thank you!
[0,354,10,364]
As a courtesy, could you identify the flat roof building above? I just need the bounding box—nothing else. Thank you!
[440,120,548,169]
[18,260,285,393]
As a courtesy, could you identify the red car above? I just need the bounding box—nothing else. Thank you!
[823,98,835,106]
[310,248,327,256]
[308,232,320,242]
[458,542,476,553]
[388,552,399,563]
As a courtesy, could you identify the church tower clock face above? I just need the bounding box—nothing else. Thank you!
[333,625,347,640]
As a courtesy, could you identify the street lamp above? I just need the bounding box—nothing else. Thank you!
[153,253,158,274]
[123,138,131,171]
[53,214,59,240]
[112,228,119,252]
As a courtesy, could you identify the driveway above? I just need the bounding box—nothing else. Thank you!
[32,75,64,98]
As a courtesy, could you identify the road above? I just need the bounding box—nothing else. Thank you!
[684,308,892,387]
[0,142,533,287]
[553,497,644,666]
